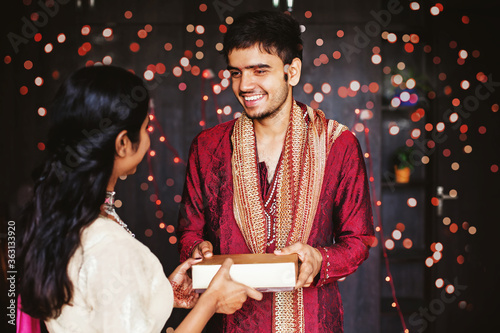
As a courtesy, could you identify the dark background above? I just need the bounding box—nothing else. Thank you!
[1,0,499,332]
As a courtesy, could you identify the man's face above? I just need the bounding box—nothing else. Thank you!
[227,45,291,120]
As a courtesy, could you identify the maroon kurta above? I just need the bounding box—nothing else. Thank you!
[178,105,374,332]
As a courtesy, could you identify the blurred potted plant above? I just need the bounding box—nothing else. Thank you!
[392,146,415,183]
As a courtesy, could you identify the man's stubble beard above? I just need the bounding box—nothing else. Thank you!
[243,82,290,121]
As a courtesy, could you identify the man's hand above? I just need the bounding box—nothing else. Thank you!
[274,242,323,289]
[191,240,213,259]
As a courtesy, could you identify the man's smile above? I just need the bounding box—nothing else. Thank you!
[243,94,265,101]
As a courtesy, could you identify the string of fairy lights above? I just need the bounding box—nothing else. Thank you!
[5,1,498,331]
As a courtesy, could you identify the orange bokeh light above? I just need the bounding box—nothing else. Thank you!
[403,238,413,249]
[130,42,140,52]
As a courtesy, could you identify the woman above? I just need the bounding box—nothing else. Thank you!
[17,65,262,332]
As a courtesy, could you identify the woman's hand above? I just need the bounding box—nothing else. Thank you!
[201,258,263,314]
[173,258,264,333]
[168,258,202,308]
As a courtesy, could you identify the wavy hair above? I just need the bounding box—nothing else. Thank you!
[17,66,149,320]
[222,10,303,65]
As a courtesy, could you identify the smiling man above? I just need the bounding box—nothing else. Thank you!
[178,10,374,333]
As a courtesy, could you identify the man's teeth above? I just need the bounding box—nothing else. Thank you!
[244,94,263,101]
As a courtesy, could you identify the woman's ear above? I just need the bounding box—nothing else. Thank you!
[115,130,130,157]
[287,57,302,87]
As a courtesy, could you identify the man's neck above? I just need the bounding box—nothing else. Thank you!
[253,97,294,181]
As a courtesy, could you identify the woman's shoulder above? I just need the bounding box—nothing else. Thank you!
[72,216,166,283]
[79,217,157,265]
[81,217,136,249]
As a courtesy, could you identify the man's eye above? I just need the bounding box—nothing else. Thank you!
[256,70,267,74]
[230,71,241,77]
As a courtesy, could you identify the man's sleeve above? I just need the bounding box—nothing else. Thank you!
[177,136,206,262]
[316,132,375,287]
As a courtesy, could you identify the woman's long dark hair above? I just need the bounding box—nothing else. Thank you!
[17,66,149,320]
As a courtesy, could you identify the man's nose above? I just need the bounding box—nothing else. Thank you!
[239,72,255,91]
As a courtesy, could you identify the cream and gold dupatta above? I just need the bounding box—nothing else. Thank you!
[231,101,347,332]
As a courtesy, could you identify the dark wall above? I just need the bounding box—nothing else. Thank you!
[1,1,381,331]
[2,1,498,332]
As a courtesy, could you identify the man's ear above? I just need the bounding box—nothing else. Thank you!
[287,58,302,87]
[115,130,130,157]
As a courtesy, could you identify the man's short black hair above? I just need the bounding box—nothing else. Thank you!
[223,10,303,65]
